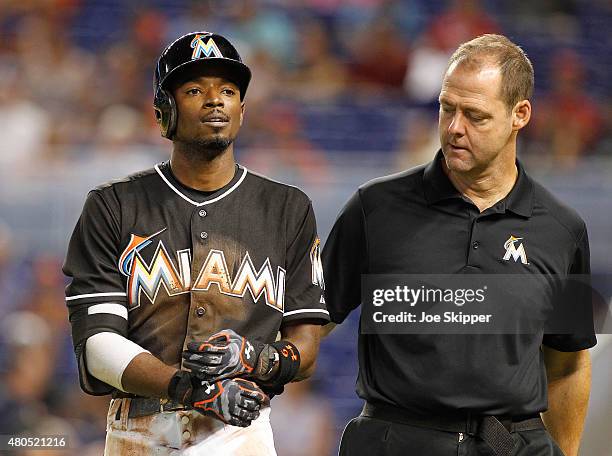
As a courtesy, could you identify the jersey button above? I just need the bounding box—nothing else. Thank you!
[181,415,190,425]
[182,431,191,440]
[199,209,207,217]
[196,306,206,317]
[472,241,480,249]
[200,231,208,239]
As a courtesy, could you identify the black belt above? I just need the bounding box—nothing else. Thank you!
[361,402,544,456]
[112,391,189,418]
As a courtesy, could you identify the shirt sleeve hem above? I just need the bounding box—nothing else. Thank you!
[542,336,597,352]
[282,309,330,325]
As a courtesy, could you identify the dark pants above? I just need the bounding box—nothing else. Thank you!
[339,416,565,456]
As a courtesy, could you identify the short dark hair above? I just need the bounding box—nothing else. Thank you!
[447,34,534,110]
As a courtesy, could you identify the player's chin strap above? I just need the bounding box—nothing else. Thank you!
[256,340,300,393]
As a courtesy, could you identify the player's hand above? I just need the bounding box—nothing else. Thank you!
[183,329,265,381]
[191,377,266,427]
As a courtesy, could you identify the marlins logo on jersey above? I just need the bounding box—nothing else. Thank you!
[191,34,223,59]
[502,235,528,265]
[118,228,286,312]
[310,237,324,289]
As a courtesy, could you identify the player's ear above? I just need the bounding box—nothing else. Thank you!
[512,100,531,131]
[240,102,245,126]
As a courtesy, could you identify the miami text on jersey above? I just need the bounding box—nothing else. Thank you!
[118,230,285,312]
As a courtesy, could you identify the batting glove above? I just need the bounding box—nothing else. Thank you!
[191,377,266,427]
[183,329,267,381]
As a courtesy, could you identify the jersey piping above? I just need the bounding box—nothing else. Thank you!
[154,163,248,206]
[66,291,127,301]
[283,309,330,317]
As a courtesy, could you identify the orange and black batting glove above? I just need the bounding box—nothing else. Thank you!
[167,371,266,427]
[191,377,266,427]
[183,329,301,396]
[183,329,265,381]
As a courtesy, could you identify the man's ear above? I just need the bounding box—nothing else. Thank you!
[512,100,531,131]
[240,102,246,126]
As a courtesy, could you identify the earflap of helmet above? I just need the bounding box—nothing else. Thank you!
[153,86,177,139]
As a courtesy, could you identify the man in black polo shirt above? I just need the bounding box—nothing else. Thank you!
[322,34,596,456]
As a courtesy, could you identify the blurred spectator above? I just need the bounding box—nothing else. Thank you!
[15,14,95,145]
[0,311,82,455]
[500,0,579,43]
[54,388,108,449]
[17,254,77,380]
[426,0,499,52]
[95,104,150,149]
[225,0,298,66]
[129,9,168,62]
[0,222,28,316]
[405,0,499,102]
[394,110,439,170]
[526,49,604,168]
[348,18,409,91]
[0,312,57,430]
[24,255,68,329]
[271,380,335,456]
[0,67,51,169]
[287,19,348,101]
[241,48,284,107]
[166,1,223,42]
[334,0,426,43]
[100,43,149,109]
[403,34,450,103]
[241,103,331,185]
[376,0,426,41]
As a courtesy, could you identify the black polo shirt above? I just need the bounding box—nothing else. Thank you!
[322,150,596,416]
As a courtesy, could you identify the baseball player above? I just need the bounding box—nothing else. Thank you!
[63,31,329,455]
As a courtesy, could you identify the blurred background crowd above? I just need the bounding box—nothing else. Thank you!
[0,0,610,455]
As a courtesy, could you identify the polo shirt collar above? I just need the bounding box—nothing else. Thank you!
[423,150,461,203]
[423,149,534,217]
[504,160,534,217]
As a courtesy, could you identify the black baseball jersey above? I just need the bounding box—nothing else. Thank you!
[64,162,329,395]
[323,150,596,416]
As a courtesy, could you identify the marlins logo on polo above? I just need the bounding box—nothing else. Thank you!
[503,235,528,265]
[191,34,223,59]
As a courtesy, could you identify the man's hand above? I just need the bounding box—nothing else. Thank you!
[191,377,267,427]
[183,329,265,381]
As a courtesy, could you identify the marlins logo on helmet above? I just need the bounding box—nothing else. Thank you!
[191,34,223,59]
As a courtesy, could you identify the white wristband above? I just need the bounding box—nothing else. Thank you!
[85,332,149,391]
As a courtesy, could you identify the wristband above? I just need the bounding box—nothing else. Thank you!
[167,370,193,405]
[267,340,300,387]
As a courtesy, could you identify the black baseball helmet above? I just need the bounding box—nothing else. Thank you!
[153,31,251,138]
